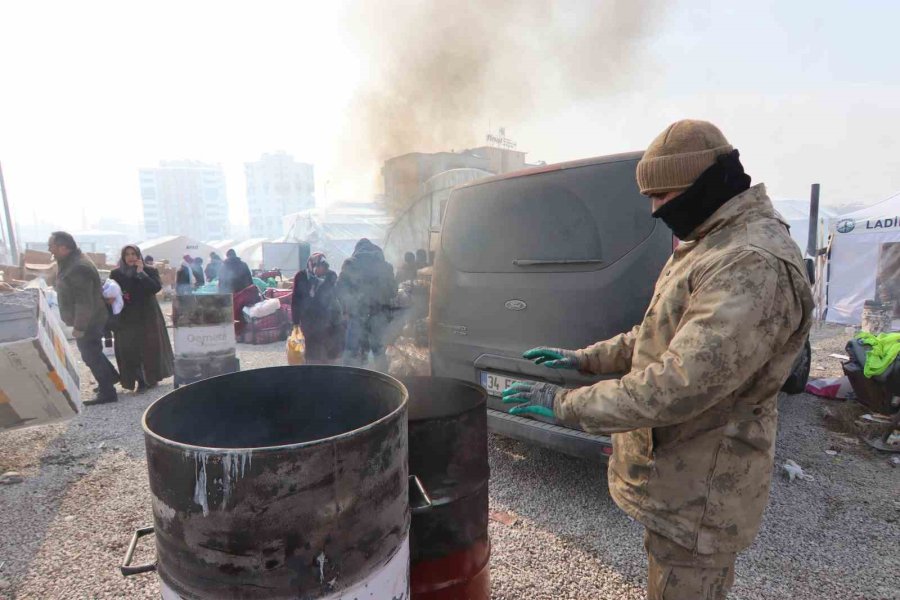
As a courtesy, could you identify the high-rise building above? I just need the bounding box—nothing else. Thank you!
[139,161,229,241]
[246,152,315,239]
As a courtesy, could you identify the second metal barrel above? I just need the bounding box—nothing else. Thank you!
[403,376,490,600]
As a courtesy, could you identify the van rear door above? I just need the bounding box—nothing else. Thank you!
[431,155,671,423]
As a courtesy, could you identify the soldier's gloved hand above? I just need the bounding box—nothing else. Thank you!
[523,347,581,370]
[502,382,561,418]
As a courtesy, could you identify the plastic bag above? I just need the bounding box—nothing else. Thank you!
[286,326,306,365]
[243,297,281,320]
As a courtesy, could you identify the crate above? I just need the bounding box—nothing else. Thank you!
[264,288,292,303]
[843,361,895,414]
[239,308,290,345]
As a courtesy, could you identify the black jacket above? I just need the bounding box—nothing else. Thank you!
[109,266,174,389]
[205,258,223,282]
[56,249,109,333]
[191,265,206,287]
[291,270,342,337]
[218,257,254,294]
[337,240,396,318]
[176,265,193,288]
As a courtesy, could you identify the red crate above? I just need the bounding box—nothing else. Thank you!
[264,288,293,304]
[239,308,290,345]
[240,326,286,345]
[247,309,284,330]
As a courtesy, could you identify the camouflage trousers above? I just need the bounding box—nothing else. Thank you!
[644,530,736,600]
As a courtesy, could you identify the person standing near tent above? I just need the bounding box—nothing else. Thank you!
[396,251,418,285]
[176,255,195,295]
[205,252,223,282]
[291,253,345,364]
[49,231,120,405]
[192,257,206,289]
[337,239,396,369]
[110,245,174,391]
[502,120,814,599]
[218,249,254,294]
[415,248,428,270]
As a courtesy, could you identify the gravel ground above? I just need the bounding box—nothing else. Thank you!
[0,322,898,599]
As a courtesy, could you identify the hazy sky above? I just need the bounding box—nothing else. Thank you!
[0,0,897,235]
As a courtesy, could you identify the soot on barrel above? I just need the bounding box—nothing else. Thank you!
[145,366,402,448]
[140,366,411,599]
[403,376,491,599]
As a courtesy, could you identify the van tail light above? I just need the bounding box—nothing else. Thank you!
[601,446,613,457]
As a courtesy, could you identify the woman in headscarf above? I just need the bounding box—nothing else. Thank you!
[291,252,345,364]
[110,245,174,391]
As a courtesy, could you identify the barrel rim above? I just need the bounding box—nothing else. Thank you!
[400,376,487,422]
[141,365,409,453]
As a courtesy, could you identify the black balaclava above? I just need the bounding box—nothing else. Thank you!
[652,150,751,240]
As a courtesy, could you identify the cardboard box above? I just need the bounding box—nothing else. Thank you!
[22,262,56,283]
[0,289,82,432]
[158,266,176,289]
[0,264,23,281]
[21,249,53,265]
[86,252,108,268]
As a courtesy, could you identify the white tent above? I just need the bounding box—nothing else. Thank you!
[771,199,838,255]
[231,238,269,270]
[205,239,237,255]
[137,235,216,269]
[382,168,492,266]
[282,202,392,267]
[825,192,900,325]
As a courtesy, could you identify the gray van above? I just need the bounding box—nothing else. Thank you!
[429,152,672,459]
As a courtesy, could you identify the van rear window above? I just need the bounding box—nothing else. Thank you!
[441,159,654,273]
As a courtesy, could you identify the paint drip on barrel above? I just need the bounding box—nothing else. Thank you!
[191,449,253,517]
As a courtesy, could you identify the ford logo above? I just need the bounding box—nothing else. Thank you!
[836,219,855,234]
[505,300,527,311]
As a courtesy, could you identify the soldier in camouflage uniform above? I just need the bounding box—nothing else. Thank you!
[503,120,814,599]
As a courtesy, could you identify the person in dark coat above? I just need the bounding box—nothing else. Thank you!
[205,252,223,282]
[110,245,174,391]
[337,239,396,369]
[396,251,418,285]
[49,231,120,405]
[176,255,195,295]
[415,248,428,270]
[192,257,206,288]
[291,252,345,364]
[218,249,254,294]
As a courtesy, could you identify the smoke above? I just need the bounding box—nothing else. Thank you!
[338,0,666,202]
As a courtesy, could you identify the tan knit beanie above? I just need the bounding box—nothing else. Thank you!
[636,120,733,195]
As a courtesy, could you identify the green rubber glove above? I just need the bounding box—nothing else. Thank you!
[502,382,561,418]
[523,347,581,370]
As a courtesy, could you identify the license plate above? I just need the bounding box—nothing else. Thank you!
[480,371,538,397]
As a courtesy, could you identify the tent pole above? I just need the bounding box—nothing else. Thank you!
[0,161,19,265]
[807,183,820,258]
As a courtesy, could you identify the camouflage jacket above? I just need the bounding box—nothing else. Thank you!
[555,184,813,554]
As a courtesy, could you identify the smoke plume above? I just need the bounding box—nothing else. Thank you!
[339,0,665,205]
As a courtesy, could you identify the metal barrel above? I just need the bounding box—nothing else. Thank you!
[139,366,410,600]
[402,376,490,600]
[171,294,239,387]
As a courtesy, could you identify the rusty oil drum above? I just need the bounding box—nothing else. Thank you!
[128,366,410,599]
[402,377,490,600]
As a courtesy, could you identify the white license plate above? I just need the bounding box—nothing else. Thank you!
[480,371,538,397]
